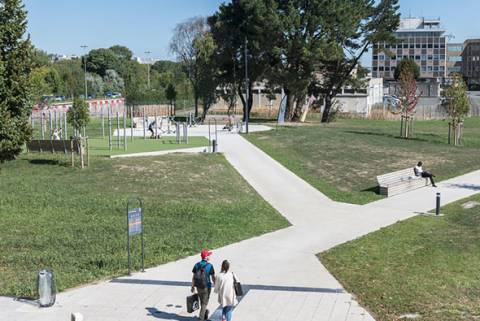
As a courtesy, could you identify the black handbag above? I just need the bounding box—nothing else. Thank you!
[186,293,199,313]
[233,273,243,296]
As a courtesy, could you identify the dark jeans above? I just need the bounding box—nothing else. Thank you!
[196,287,211,321]
[421,172,435,185]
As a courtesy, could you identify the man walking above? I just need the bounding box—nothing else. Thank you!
[191,250,216,320]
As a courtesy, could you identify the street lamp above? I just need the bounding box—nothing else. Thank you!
[245,36,249,134]
[145,51,151,90]
[81,45,88,98]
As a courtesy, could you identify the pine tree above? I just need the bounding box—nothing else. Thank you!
[0,0,34,171]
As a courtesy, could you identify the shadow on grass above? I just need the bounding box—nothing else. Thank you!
[361,185,380,195]
[29,159,59,166]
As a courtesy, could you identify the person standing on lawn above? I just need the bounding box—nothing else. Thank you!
[191,250,216,320]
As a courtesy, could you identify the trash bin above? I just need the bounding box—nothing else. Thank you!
[36,270,56,307]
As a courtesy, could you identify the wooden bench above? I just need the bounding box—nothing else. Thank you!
[377,168,429,197]
[26,139,82,154]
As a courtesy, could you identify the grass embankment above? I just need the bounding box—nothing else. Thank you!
[318,195,480,320]
[30,118,209,155]
[0,153,290,297]
[244,117,480,204]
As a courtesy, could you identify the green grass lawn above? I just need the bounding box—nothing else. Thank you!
[0,153,290,297]
[244,117,480,204]
[318,194,480,321]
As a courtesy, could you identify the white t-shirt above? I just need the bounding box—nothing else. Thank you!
[414,165,423,176]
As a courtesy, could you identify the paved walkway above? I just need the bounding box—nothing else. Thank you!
[2,125,480,321]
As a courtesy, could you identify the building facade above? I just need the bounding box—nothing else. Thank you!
[372,17,446,96]
[463,39,480,87]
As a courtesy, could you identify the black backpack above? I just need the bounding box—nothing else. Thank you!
[193,262,210,288]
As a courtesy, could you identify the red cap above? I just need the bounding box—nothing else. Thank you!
[201,250,212,258]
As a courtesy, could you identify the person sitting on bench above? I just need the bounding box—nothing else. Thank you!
[414,161,437,187]
[223,115,234,131]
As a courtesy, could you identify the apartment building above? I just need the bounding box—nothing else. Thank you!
[463,39,480,86]
[446,43,464,77]
[372,17,447,96]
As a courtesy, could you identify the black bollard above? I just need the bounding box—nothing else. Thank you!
[212,139,217,153]
[436,192,441,215]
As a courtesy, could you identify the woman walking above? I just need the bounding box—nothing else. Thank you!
[214,260,238,321]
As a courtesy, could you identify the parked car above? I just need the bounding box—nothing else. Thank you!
[54,95,65,101]
[111,92,121,98]
[383,96,401,108]
[87,94,96,99]
[106,92,112,97]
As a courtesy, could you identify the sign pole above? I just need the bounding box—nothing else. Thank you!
[126,197,144,276]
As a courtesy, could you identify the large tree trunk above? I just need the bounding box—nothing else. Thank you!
[284,94,296,122]
[321,95,333,123]
[292,97,304,122]
[237,83,254,122]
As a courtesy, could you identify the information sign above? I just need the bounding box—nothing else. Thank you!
[128,207,142,236]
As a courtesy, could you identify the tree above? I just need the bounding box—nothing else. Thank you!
[30,66,61,99]
[67,97,90,135]
[165,83,177,104]
[443,73,470,146]
[394,57,420,81]
[32,48,52,68]
[318,0,400,123]
[397,69,422,138]
[85,48,121,78]
[109,45,133,61]
[209,0,278,121]
[103,69,125,93]
[0,0,34,170]
[169,16,208,118]
[194,31,218,117]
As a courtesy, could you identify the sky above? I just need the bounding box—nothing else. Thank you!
[21,0,480,65]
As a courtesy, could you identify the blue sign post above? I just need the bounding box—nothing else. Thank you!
[127,197,144,276]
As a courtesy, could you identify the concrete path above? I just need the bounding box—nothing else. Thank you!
[2,125,479,321]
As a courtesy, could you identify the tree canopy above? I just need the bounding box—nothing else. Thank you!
[0,0,34,169]
[394,57,420,81]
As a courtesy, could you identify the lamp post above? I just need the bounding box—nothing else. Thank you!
[81,45,88,98]
[245,36,249,134]
[145,51,151,90]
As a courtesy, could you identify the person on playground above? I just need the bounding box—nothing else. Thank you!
[223,115,234,131]
[191,250,216,321]
[51,128,62,140]
[414,161,437,187]
[214,260,238,321]
[148,120,155,138]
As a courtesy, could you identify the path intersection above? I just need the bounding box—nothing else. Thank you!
[2,124,479,321]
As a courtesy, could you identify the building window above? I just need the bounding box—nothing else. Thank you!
[379,55,385,60]
[421,55,427,60]
[422,44,427,49]
[440,44,445,49]
[434,66,439,71]
[434,44,440,49]
[421,66,427,71]
[428,44,433,48]
[397,55,403,60]
[440,55,445,60]
[447,67,454,72]
[403,44,409,49]
[427,66,433,71]
[385,67,390,71]
[373,55,378,60]
[448,46,462,52]
[439,66,445,72]
[448,56,462,62]
[409,44,415,49]
[379,67,384,71]
[428,55,433,60]
[416,44,421,49]
[415,55,421,60]
[454,66,462,72]
[433,54,439,60]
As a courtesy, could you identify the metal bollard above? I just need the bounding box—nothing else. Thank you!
[436,192,441,216]
[212,139,217,153]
